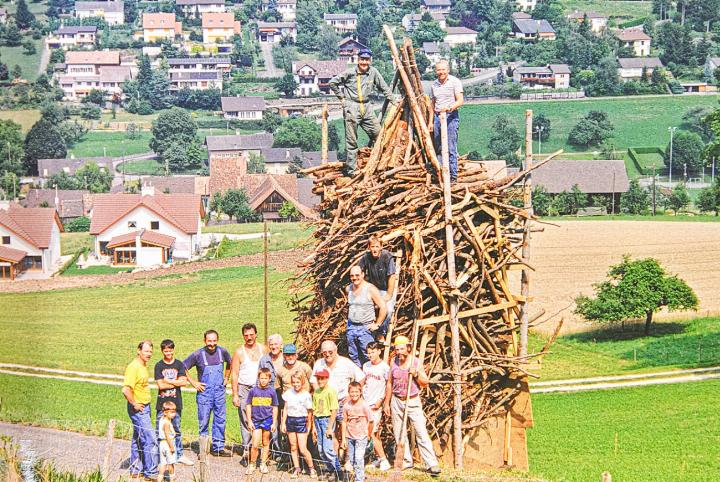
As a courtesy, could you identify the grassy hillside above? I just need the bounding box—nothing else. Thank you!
[0,109,41,132]
[559,0,652,21]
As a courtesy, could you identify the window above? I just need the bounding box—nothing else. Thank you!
[150,221,160,230]
[128,221,137,228]
[2,236,9,244]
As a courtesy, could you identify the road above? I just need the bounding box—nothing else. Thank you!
[258,42,282,78]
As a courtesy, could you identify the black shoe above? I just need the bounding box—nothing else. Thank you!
[210,449,232,457]
[428,465,442,477]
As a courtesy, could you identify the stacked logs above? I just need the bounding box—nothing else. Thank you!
[291,30,545,459]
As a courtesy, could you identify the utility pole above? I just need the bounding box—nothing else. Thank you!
[520,109,533,357]
[652,164,657,216]
[668,126,677,184]
[684,163,687,182]
[713,157,716,183]
[612,170,616,214]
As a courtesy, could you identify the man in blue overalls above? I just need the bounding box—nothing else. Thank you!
[184,329,233,457]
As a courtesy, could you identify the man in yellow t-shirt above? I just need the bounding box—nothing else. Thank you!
[122,341,158,480]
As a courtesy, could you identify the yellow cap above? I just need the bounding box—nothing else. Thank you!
[393,335,411,347]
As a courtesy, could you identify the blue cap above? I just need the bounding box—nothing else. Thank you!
[358,48,372,58]
[283,343,297,354]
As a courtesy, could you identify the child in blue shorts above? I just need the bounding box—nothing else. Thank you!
[281,371,316,479]
[245,367,278,475]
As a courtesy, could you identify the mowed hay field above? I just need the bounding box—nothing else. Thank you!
[519,221,720,335]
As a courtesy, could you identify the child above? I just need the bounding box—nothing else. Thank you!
[158,401,178,481]
[341,381,374,482]
[311,368,342,481]
[362,341,391,471]
[281,371,317,479]
[245,367,279,475]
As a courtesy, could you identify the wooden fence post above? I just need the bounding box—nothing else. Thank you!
[198,435,210,482]
[101,419,116,480]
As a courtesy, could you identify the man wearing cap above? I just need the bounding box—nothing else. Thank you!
[431,59,464,183]
[329,48,396,174]
[384,336,441,477]
[277,343,313,394]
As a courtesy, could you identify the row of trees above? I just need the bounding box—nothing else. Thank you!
[46,161,113,193]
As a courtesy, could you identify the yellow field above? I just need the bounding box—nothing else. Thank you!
[0,109,41,132]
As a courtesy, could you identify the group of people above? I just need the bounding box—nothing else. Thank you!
[329,49,464,181]
[122,238,441,481]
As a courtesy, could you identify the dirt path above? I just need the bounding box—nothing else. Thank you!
[37,44,50,77]
[1,250,309,294]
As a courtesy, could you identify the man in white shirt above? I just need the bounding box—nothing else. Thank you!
[362,341,391,471]
[430,59,464,183]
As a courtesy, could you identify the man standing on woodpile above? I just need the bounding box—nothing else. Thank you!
[231,323,267,462]
[384,335,441,477]
[346,265,387,367]
[431,59,464,183]
[329,48,397,175]
[358,235,397,343]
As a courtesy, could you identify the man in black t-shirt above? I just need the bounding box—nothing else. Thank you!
[358,235,397,342]
[155,339,194,466]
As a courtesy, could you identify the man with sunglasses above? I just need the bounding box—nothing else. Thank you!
[345,265,387,367]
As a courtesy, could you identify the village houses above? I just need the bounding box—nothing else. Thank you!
[256,21,297,43]
[142,12,183,43]
[221,96,266,120]
[444,26,478,47]
[260,0,297,21]
[74,1,125,25]
[617,57,664,81]
[205,133,274,162]
[512,64,571,89]
[420,0,451,15]
[337,37,368,64]
[566,11,608,33]
[54,50,134,101]
[167,57,230,90]
[176,0,226,19]
[46,26,97,50]
[22,189,91,224]
[293,60,348,97]
[323,13,357,34]
[512,18,557,41]
[202,12,241,45]
[615,28,652,57]
[0,203,63,280]
[401,12,446,33]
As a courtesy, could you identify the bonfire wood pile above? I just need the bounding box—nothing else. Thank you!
[292,33,543,459]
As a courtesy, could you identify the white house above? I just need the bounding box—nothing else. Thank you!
[421,41,451,67]
[615,28,651,57]
[512,18,557,41]
[143,13,183,43]
[0,203,63,279]
[256,21,297,43]
[55,50,133,101]
[293,60,348,97]
[74,1,125,25]
[46,26,97,50]
[323,13,357,34]
[445,26,478,47]
[617,57,664,81]
[167,57,230,90]
[202,12,241,45]
[512,64,570,89]
[566,11,608,33]
[261,0,297,21]
[176,0,226,19]
[90,187,205,266]
[337,37,368,64]
[221,96,266,120]
[421,0,451,14]
[515,0,537,11]
[401,12,446,33]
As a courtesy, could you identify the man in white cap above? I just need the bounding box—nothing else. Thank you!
[384,335,441,477]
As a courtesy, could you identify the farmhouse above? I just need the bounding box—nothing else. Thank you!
[256,21,297,43]
[292,60,348,97]
[261,0,297,21]
[337,37,368,64]
[615,28,651,57]
[205,133,274,162]
[401,12,446,33]
[37,157,113,178]
[323,13,357,34]
[21,189,91,222]
[617,57,664,81]
[512,18,556,41]
[176,0,226,19]
[74,1,124,25]
[533,160,630,212]
[55,51,133,101]
[444,26,478,47]
[90,187,205,266]
[512,64,570,89]
[221,96,266,120]
[420,0,451,14]
[247,175,316,220]
[0,203,63,280]
[46,26,97,50]
[142,13,183,43]
[202,12,241,45]
[566,11,608,33]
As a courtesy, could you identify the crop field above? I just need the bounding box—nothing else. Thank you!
[0,109,41,132]
[518,220,720,336]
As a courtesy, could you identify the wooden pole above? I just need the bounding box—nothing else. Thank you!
[263,220,269,342]
[519,109,533,358]
[198,435,210,482]
[440,111,463,469]
[383,250,403,363]
[101,418,116,480]
[321,103,328,164]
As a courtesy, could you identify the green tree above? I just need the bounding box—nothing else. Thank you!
[83,89,106,106]
[295,0,322,52]
[210,191,224,218]
[124,0,138,24]
[275,72,298,97]
[411,16,446,46]
[657,22,694,66]
[247,152,266,174]
[668,183,691,214]
[620,179,650,214]
[4,22,23,46]
[273,117,321,151]
[0,172,20,199]
[568,111,614,147]
[575,256,698,335]
[162,141,204,173]
[586,57,621,97]
[487,114,521,166]
[356,11,380,47]
[272,44,297,73]
[262,111,282,133]
[696,177,720,215]
[317,24,340,61]
[0,120,24,179]
[682,107,712,140]
[287,155,305,177]
[15,0,36,29]
[222,188,257,222]
[664,130,705,175]
[74,161,113,192]
[24,119,66,175]
[532,186,552,216]
[279,200,300,220]
[149,107,198,157]
[47,170,82,190]
[22,40,36,55]
[532,113,551,141]
[64,216,91,232]
[80,104,102,119]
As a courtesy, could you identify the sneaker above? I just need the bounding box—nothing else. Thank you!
[210,448,232,457]
[428,466,442,477]
[402,462,414,470]
[245,466,255,475]
[379,458,391,471]
[177,455,195,466]
[309,468,318,479]
[260,464,269,474]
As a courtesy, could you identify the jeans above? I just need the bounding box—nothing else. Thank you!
[347,323,375,367]
[127,403,158,478]
[156,409,183,457]
[237,384,253,453]
[433,110,459,181]
[348,437,368,482]
[314,416,341,476]
[197,388,226,453]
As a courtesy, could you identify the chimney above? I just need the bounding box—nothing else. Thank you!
[141,183,155,197]
[285,149,290,159]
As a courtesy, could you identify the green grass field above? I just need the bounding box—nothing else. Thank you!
[60,233,93,256]
[68,131,153,158]
[0,109,41,132]
[0,36,44,80]
[559,0,652,20]
[116,158,163,175]
[540,214,720,222]
[215,227,313,257]
[60,263,132,276]
[528,379,720,481]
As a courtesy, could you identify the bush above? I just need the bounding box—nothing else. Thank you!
[64,216,90,232]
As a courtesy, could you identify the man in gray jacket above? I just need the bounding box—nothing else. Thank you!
[329,48,396,174]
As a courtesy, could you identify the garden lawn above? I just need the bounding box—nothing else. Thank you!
[540,214,720,222]
[68,131,153,158]
[1,36,44,80]
[0,266,296,374]
[204,221,308,235]
[558,0,652,20]
[0,109,41,132]
[215,226,313,257]
[60,263,132,276]
[60,233,93,256]
[116,158,163,175]
[530,317,720,381]
[529,380,720,481]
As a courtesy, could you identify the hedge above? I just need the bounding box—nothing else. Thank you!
[628,147,664,176]
[196,119,265,130]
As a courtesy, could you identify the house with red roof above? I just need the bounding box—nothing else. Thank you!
[0,203,63,280]
[89,186,205,267]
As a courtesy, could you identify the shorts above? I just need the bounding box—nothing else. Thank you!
[159,441,177,465]
[254,417,273,431]
[369,407,382,433]
[286,416,308,433]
